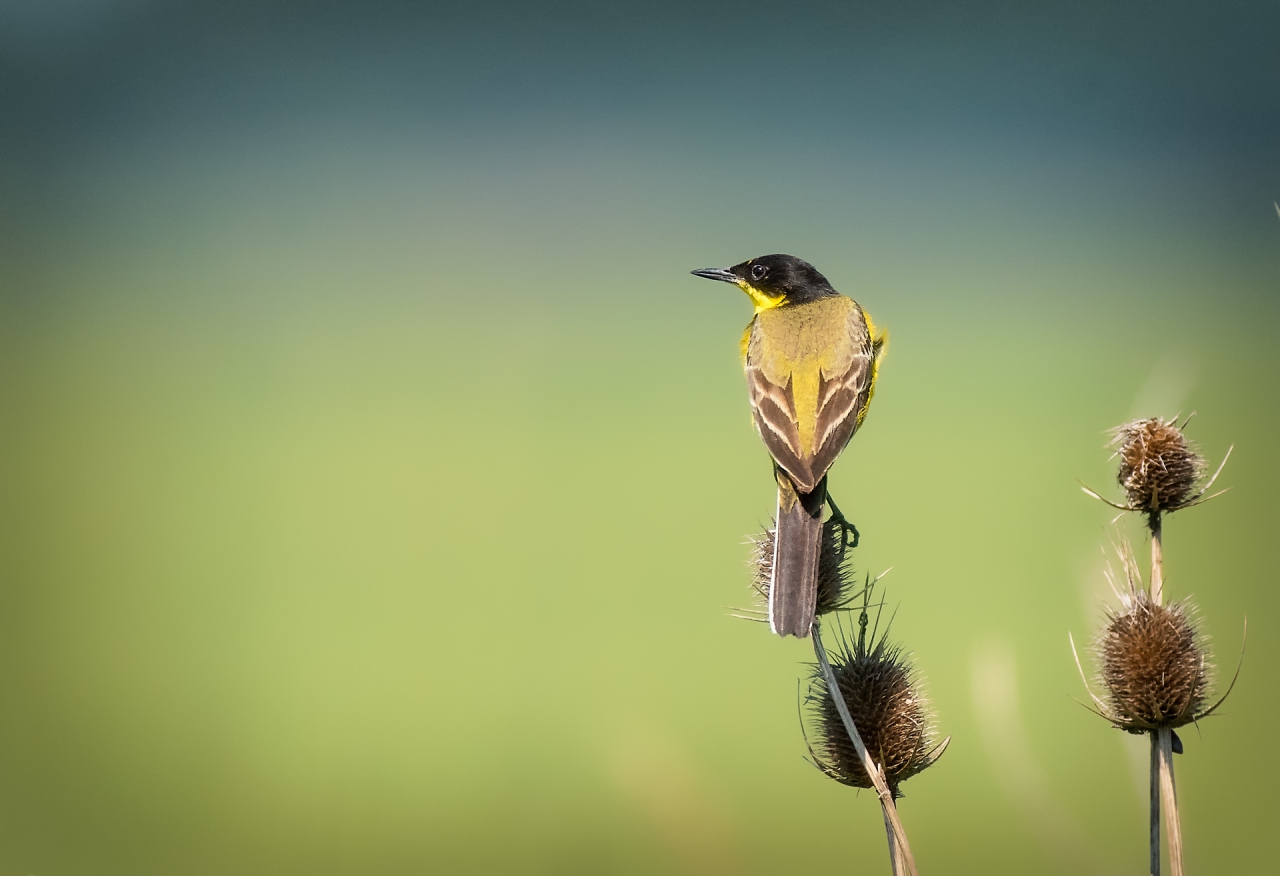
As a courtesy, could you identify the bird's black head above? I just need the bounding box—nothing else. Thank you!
[691,254,838,310]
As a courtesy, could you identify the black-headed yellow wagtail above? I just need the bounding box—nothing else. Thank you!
[692,255,885,638]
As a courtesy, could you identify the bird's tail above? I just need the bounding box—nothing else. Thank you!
[769,470,826,638]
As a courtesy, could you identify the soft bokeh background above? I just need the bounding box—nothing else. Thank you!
[2,1,1277,873]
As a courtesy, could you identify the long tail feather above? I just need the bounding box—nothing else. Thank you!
[769,471,825,637]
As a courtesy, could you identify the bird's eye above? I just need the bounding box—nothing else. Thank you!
[751,264,767,281]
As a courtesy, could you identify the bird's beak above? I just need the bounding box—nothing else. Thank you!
[690,267,739,284]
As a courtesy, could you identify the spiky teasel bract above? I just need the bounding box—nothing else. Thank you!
[745,517,862,620]
[803,593,944,796]
[1106,417,1219,526]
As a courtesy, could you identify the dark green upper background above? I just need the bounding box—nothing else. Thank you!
[1,2,1277,874]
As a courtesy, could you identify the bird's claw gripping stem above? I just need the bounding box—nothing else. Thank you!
[825,493,860,553]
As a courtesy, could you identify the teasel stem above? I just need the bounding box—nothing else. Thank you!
[1157,728,1184,876]
[813,620,919,876]
[1149,511,1164,606]
[1149,733,1160,876]
[1145,509,1179,875]
[882,803,907,876]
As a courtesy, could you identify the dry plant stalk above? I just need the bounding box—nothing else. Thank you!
[812,627,919,876]
[805,586,948,876]
[882,804,908,876]
[1078,416,1237,876]
[1149,735,1160,876]
[1157,729,1183,876]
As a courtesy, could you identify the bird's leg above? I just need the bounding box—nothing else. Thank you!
[825,492,860,552]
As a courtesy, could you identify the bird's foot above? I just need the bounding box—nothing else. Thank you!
[825,493,860,552]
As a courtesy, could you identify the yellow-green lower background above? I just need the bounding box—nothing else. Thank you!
[2,3,1278,873]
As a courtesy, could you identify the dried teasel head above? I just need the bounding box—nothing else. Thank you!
[1071,537,1241,734]
[746,518,861,620]
[1097,591,1211,732]
[1110,417,1207,523]
[803,600,944,795]
[1082,416,1231,529]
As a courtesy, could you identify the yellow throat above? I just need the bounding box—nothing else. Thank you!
[737,281,786,313]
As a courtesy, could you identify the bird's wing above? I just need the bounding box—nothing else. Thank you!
[808,308,874,482]
[746,299,873,493]
[746,352,812,488]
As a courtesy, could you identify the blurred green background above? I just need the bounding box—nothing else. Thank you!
[1,1,1277,873]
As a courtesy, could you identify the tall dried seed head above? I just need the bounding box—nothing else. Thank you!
[1111,417,1206,519]
[806,625,936,794]
[750,519,859,617]
[1099,593,1211,731]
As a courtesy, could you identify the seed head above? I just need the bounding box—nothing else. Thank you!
[748,518,861,619]
[1098,592,1211,732]
[1111,417,1207,522]
[804,613,938,795]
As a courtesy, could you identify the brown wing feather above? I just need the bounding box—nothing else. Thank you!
[809,353,871,480]
[746,363,816,489]
[810,302,875,478]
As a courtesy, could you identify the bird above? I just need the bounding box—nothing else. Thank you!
[692,254,885,638]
